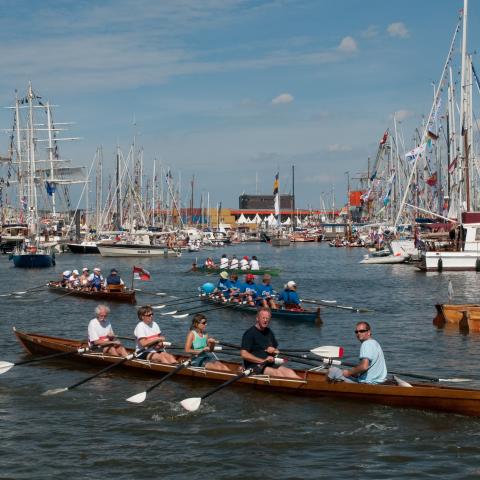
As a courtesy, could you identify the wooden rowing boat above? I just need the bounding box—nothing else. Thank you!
[13,329,480,417]
[190,265,281,276]
[434,303,480,333]
[47,282,136,304]
[202,297,321,322]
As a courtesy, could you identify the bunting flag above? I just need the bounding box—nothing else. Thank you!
[45,181,56,196]
[383,172,395,206]
[405,143,426,164]
[426,172,437,187]
[427,130,439,141]
[448,156,458,174]
[379,130,388,145]
[133,266,151,281]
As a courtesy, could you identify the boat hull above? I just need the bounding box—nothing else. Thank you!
[13,330,480,417]
[47,283,136,304]
[11,253,54,268]
[419,251,480,271]
[67,243,100,254]
[98,244,170,257]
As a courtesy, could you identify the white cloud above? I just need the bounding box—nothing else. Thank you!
[337,36,357,53]
[391,109,414,121]
[361,25,379,38]
[272,93,294,105]
[387,22,409,38]
[328,144,352,152]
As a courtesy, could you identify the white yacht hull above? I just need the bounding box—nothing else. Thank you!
[419,251,480,271]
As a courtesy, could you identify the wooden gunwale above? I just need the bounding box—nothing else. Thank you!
[13,330,480,416]
[434,304,480,332]
[47,283,136,304]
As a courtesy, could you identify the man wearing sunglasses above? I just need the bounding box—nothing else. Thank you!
[328,321,387,384]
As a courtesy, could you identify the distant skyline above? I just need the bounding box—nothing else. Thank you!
[0,0,478,210]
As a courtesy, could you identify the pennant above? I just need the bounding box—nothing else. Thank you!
[133,266,151,281]
[379,130,388,145]
[405,143,426,164]
[273,172,279,195]
[448,156,458,174]
[427,130,439,141]
[426,172,437,187]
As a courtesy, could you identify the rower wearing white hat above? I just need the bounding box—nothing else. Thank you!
[277,280,303,311]
[88,267,104,291]
[68,269,80,289]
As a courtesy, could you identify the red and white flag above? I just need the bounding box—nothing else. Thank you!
[133,266,151,281]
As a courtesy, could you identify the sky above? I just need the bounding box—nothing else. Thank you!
[0,0,478,211]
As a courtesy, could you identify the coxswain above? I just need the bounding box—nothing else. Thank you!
[328,321,387,384]
[240,273,257,306]
[105,268,124,289]
[249,255,260,271]
[277,281,303,311]
[134,305,177,363]
[229,255,239,270]
[219,254,229,269]
[239,256,250,270]
[256,273,277,309]
[240,307,302,379]
[184,314,229,371]
[88,267,104,291]
[87,304,128,356]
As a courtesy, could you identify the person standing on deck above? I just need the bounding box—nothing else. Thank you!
[277,281,303,311]
[134,305,177,364]
[328,321,387,384]
[240,308,301,379]
[87,304,128,356]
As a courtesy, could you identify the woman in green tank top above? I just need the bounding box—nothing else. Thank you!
[184,314,229,371]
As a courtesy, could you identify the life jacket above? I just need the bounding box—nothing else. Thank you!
[106,274,121,285]
[92,273,102,288]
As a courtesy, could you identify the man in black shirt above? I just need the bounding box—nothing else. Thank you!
[240,307,302,379]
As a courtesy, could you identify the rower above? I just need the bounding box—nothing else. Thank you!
[239,256,250,270]
[229,255,239,270]
[134,305,177,364]
[79,267,90,290]
[204,257,215,269]
[239,273,257,306]
[88,267,104,292]
[328,321,387,384]
[219,254,229,270]
[277,281,303,311]
[216,271,232,300]
[105,268,125,291]
[256,274,277,309]
[240,307,302,379]
[61,270,72,287]
[68,270,81,289]
[87,304,128,356]
[184,314,229,371]
[228,272,241,302]
[249,255,260,271]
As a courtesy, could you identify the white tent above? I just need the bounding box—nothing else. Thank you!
[253,213,262,224]
[237,213,247,224]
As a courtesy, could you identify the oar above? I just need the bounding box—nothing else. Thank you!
[301,298,374,313]
[153,297,203,307]
[219,341,344,359]
[126,358,194,404]
[0,346,91,375]
[44,288,80,303]
[171,302,243,319]
[180,362,266,412]
[0,283,48,297]
[42,349,148,395]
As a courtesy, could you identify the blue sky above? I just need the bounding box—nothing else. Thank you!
[0,0,478,211]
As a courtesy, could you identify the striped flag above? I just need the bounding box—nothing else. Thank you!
[133,266,151,281]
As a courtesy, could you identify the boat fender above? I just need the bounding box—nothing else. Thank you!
[437,258,443,272]
[393,375,413,387]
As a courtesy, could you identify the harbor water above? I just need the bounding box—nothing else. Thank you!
[1,243,480,479]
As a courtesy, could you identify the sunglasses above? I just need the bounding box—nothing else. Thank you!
[199,320,207,325]
[144,313,153,317]
[355,329,369,334]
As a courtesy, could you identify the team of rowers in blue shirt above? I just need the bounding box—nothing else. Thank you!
[205,271,303,311]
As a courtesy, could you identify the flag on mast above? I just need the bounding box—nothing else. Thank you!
[273,172,280,219]
[133,266,151,281]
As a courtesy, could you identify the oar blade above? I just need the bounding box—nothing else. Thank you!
[439,378,471,383]
[310,346,344,358]
[160,310,177,315]
[0,361,14,375]
[42,387,68,396]
[172,313,190,319]
[180,397,202,412]
[152,305,166,309]
[126,391,147,404]
[13,291,27,295]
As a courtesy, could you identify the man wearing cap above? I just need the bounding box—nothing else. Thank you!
[88,267,104,291]
[105,268,124,289]
[68,270,81,289]
[60,270,72,287]
[79,268,90,290]
[277,281,303,311]
[256,274,277,309]
[216,270,232,300]
[239,256,250,270]
[229,255,239,270]
[239,273,257,306]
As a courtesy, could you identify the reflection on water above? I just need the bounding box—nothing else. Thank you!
[1,243,480,479]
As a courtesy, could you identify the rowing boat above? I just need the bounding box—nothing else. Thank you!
[13,329,480,417]
[202,296,321,322]
[434,303,480,332]
[190,265,281,276]
[47,282,136,304]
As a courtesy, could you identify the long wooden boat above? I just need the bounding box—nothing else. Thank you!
[434,303,480,332]
[190,265,281,276]
[13,329,480,417]
[47,282,136,304]
[202,296,321,322]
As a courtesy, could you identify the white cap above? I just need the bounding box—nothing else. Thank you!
[93,267,101,272]
[72,269,79,275]
[287,281,296,288]
[82,267,89,272]
[63,270,72,276]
